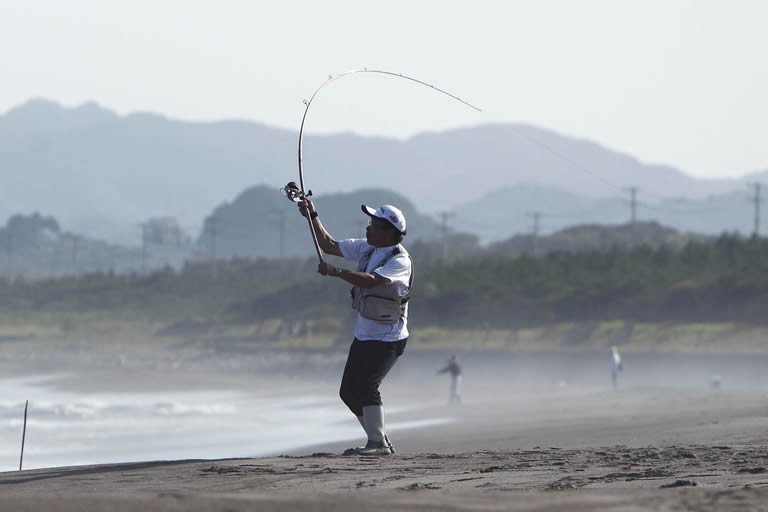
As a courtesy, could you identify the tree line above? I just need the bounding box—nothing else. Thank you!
[1,233,766,330]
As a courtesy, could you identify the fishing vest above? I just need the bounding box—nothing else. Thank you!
[350,245,414,324]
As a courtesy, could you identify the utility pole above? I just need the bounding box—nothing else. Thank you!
[71,235,79,276]
[527,212,542,256]
[5,230,11,281]
[624,186,638,225]
[205,215,218,279]
[270,209,286,259]
[749,183,763,237]
[437,211,455,263]
[108,245,116,275]
[140,223,147,276]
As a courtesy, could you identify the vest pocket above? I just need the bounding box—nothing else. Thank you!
[359,295,404,323]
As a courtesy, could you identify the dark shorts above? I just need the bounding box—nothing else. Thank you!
[338,338,407,416]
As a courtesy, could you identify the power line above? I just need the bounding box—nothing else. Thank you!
[454,216,523,229]
[545,206,606,220]
[507,126,716,207]
[644,202,740,215]
[455,217,531,233]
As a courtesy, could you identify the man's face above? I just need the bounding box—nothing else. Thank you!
[365,216,398,247]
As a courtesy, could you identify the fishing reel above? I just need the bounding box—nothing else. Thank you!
[280,181,312,202]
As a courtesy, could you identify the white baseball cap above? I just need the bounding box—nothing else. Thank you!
[361,204,407,235]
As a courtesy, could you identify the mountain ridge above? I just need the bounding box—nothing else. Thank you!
[1,99,763,244]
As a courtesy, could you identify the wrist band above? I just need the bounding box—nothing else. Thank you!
[310,212,319,219]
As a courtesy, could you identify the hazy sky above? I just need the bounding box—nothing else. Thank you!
[2,0,766,179]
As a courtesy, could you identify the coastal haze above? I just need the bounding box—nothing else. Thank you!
[2,1,768,511]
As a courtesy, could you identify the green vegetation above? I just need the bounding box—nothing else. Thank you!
[1,233,767,338]
[415,233,768,326]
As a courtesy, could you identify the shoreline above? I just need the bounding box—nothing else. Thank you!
[3,330,768,510]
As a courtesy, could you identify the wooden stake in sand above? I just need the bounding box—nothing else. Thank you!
[19,400,28,471]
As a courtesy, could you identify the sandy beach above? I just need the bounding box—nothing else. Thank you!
[2,333,768,510]
[2,393,768,510]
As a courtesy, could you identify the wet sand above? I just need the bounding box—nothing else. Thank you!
[2,446,768,511]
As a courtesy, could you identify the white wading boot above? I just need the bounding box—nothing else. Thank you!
[357,405,393,455]
[353,414,395,454]
[344,410,395,455]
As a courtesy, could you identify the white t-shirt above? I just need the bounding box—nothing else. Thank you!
[338,239,412,342]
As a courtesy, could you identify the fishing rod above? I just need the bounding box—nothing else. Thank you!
[281,69,482,263]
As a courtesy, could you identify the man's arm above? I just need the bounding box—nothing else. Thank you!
[297,199,342,257]
[320,251,410,287]
[317,263,389,289]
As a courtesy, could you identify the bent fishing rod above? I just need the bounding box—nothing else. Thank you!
[281,69,482,263]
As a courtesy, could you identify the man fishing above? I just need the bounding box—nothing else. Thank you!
[298,198,413,456]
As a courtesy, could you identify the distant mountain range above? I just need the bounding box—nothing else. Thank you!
[2,99,766,245]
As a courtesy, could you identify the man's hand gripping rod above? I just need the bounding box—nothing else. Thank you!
[280,181,323,262]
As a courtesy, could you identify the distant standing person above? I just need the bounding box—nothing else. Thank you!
[298,198,412,456]
[611,346,623,391]
[437,354,462,404]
